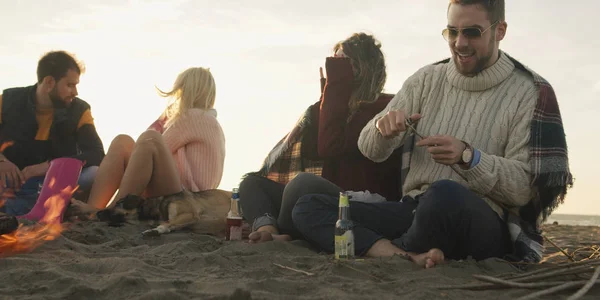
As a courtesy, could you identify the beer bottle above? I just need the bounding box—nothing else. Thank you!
[334,192,355,259]
[226,188,243,241]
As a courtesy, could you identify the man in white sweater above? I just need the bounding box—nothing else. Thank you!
[292,0,572,268]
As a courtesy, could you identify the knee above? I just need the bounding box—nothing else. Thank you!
[418,180,469,215]
[238,175,261,203]
[135,130,165,150]
[108,134,135,155]
[284,172,315,195]
[137,129,162,141]
[291,172,319,185]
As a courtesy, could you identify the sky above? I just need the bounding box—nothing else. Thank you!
[0,0,598,215]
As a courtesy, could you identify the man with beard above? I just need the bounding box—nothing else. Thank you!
[0,51,105,216]
[292,0,572,268]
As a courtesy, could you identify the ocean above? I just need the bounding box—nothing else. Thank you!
[545,214,600,227]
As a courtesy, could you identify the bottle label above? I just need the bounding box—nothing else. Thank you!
[334,231,355,259]
[229,225,242,241]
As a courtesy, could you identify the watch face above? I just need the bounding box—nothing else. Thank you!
[462,148,473,163]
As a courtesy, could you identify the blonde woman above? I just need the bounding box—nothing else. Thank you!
[72,67,225,213]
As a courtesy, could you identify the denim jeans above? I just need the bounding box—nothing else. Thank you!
[238,173,342,238]
[0,166,98,216]
[292,180,511,260]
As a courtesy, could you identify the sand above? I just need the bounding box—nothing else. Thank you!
[1,222,599,300]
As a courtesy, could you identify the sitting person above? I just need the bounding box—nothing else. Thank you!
[0,51,104,216]
[71,67,225,214]
[239,33,402,243]
[292,0,573,268]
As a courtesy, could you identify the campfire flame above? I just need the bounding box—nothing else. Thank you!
[0,141,14,152]
[0,183,77,257]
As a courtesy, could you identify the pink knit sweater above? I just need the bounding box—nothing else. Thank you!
[160,108,226,192]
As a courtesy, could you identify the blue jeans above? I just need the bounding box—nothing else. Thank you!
[0,166,98,216]
[292,180,511,260]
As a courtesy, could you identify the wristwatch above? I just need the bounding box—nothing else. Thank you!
[459,141,473,166]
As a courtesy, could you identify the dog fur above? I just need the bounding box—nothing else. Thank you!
[96,189,231,236]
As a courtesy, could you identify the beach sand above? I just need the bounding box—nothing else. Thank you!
[1,222,598,300]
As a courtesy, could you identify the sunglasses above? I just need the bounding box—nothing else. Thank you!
[442,21,498,41]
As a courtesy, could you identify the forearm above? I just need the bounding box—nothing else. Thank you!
[317,59,358,157]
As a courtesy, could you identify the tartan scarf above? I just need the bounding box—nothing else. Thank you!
[400,54,573,263]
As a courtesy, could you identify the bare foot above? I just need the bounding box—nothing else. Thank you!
[68,199,100,220]
[408,248,445,269]
[248,231,292,243]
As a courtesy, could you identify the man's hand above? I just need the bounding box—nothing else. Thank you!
[375,110,422,138]
[21,162,50,181]
[416,135,466,165]
[0,159,25,190]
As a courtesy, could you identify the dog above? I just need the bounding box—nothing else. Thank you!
[96,189,231,236]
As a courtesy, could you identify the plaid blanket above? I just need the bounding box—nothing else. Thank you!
[401,55,573,264]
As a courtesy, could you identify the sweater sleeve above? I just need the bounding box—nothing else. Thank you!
[457,87,538,207]
[358,69,424,163]
[317,57,363,158]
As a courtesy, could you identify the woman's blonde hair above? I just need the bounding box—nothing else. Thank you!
[157,67,216,125]
[333,33,386,121]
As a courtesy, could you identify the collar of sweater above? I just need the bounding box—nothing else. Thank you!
[446,51,515,92]
[206,108,217,118]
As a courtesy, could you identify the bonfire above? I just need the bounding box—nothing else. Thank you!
[0,184,76,257]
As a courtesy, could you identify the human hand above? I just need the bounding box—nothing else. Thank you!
[21,162,50,181]
[0,159,25,190]
[416,135,466,165]
[375,110,422,138]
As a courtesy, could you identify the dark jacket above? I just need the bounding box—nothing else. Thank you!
[315,57,402,201]
[0,84,105,169]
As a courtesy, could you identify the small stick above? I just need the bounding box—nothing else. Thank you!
[505,259,600,281]
[567,266,600,300]
[516,282,585,300]
[514,264,600,283]
[543,234,575,262]
[588,247,600,260]
[272,263,314,276]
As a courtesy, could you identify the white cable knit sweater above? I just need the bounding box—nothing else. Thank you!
[358,52,538,217]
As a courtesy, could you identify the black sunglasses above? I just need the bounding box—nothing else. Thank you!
[442,21,498,41]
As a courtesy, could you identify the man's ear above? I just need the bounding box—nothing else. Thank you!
[495,21,507,42]
[41,76,56,92]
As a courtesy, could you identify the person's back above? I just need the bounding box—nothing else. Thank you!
[162,107,225,192]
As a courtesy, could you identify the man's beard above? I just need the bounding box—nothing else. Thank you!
[453,34,496,77]
[49,88,68,109]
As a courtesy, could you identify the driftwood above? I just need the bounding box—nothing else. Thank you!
[439,234,600,299]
